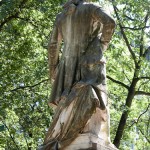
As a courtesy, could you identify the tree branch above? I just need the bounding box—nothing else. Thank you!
[0,0,28,31]
[112,2,137,67]
[1,121,20,150]
[113,77,139,148]
[122,26,150,31]
[9,78,49,92]
[135,91,150,96]
[0,13,19,31]
[143,47,150,57]
[139,13,149,57]
[107,75,129,89]
[16,16,39,28]
[124,15,135,21]
[147,116,150,135]
[139,128,150,143]
[138,77,150,80]
[19,123,30,149]
[136,104,150,123]
[129,104,150,127]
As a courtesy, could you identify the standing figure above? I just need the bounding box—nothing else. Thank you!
[40,0,116,149]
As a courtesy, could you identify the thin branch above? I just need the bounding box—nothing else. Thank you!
[107,75,129,89]
[0,0,28,31]
[147,116,150,135]
[139,128,150,143]
[0,13,19,31]
[139,37,144,58]
[138,77,150,80]
[136,104,150,123]
[129,104,150,127]
[122,26,150,30]
[9,78,49,92]
[124,15,135,21]
[16,16,39,28]
[135,91,150,96]
[139,13,149,57]
[142,14,150,57]
[143,47,150,57]
[112,4,137,67]
[144,13,149,24]
[19,122,30,149]
[1,121,20,150]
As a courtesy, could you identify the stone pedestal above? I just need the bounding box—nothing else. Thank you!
[64,133,118,150]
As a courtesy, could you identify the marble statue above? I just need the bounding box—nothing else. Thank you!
[39,0,117,149]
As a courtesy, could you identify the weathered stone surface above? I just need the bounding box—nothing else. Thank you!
[39,0,116,149]
[64,133,118,150]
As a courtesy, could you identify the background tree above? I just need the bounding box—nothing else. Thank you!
[0,0,149,149]
[0,0,62,149]
[106,0,150,149]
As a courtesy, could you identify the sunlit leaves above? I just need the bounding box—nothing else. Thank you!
[106,0,150,148]
[0,0,58,149]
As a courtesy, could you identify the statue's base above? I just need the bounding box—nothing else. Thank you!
[64,133,118,150]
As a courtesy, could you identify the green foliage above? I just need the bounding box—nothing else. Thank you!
[0,0,61,149]
[105,0,150,149]
[0,0,150,149]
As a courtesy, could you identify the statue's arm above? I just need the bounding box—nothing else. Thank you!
[48,19,62,81]
[93,7,116,51]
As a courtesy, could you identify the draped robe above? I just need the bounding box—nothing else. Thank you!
[41,2,115,150]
